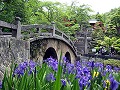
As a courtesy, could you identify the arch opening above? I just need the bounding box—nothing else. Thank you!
[65,52,71,63]
[43,47,58,60]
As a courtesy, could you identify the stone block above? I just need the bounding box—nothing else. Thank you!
[0,37,30,80]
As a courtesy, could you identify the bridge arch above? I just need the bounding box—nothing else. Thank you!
[30,38,77,64]
[65,52,71,63]
[30,37,77,64]
[43,47,58,60]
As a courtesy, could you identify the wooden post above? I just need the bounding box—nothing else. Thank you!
[12,17,21,39]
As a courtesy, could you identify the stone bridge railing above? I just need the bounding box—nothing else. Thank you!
[0,17,21,38]
[0,17,77,53]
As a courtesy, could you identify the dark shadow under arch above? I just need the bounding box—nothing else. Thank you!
[43,47,58,60]
[65,52,71,63]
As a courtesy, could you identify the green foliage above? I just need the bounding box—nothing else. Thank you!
[91,7,120,54]
[95,12,104,22]
[104,59,120,67]
[0,0,92,38]
[110,7,120,27]
[2,0,120,53]
[104,24,118,37]
[92,28,105,40]
[95,36,120,54]
[0,0,28,23]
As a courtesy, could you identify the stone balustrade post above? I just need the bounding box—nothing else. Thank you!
[51,21,55,36]
[0,28,3,35]
[69,36,70,40]
[12,17,21,39]
[62,33,63,38]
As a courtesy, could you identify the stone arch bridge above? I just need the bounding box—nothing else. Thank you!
[0,17,77,66]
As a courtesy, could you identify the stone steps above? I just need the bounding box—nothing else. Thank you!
[74,30,93,55]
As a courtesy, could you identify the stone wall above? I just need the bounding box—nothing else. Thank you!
[0,36,30,80]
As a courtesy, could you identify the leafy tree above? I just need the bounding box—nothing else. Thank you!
[57,1,92,36]
[110,7,120,27]
[95,12,103,22]
[0,0,28,23]
[90,7,120,54]
[103,7,120,35]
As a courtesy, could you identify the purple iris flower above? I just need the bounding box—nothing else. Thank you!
[76,70,83,79]
[13,60,37,76]
[76,67,82,74]
[98,63,104,72]
[0,81,2,89]
[106,65,112,69]
[91,61,94,68]
[13,66,25,77]
[28,60,37,74]
[13,62,28,77]
[83,67,90,74]
[94,62,103,68]
[43,57,58,71]
[109,74,119,90]
[87,73,92,80]
[76,64,91,80]
[46,73,55,82]
[75,61,82,68]
[63,56,67,63]
[94,62,99,67]
[87,61,94,68]
[13,61,28,77]
[29,60,36,68]
[75,67,83,79]
[66,63,74,74]
[18,61,28,70]
[48,58,58,71]
[61,79,66,86]
[106,65,112,72]
[79,76,90,90]
[102,80,106,88]
[101,70,107,76]
[99,63,104,68]
[113,67,119,72]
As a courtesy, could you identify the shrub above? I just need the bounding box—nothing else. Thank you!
[104,59,120,67]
